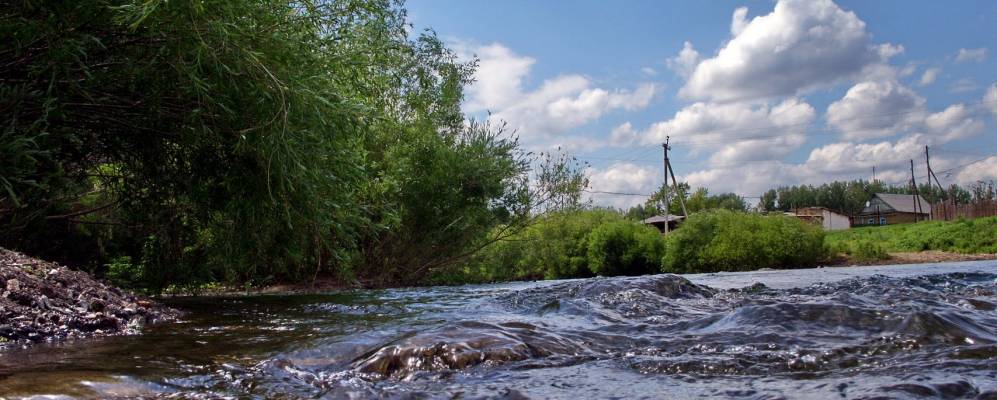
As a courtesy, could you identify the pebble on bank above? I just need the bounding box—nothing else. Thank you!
[0,248,179,344]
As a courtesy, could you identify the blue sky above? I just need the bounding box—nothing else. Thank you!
[407,0,997,208]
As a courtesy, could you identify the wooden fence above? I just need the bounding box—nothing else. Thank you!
[931,200,997,221]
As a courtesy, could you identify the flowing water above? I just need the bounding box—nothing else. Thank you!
[1,261,996,399]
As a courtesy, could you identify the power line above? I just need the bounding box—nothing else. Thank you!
[583,189,761,199]
[583,189,651,197]
[933,147,992,158]
[888,154,995,187]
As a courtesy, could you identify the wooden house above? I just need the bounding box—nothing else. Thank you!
[853,193,931,226]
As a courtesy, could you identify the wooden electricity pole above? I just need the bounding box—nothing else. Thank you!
[662,137,688,225]
[662,140,670,234]
[925,145,945,220]
[910,159,923,222]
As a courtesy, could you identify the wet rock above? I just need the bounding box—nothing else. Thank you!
[127,315,146,330]
[0,248,180,345]
[351,321,581,378]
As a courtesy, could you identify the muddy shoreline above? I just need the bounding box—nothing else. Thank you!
[0,249,179,345]
[828,250,997,266]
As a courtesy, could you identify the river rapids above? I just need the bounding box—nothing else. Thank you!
[1,262,996,399]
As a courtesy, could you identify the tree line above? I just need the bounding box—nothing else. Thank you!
[0,0,585,290]
[759,179,995,215]
[619,178,994,221]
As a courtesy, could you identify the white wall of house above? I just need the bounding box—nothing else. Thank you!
[822,209,851,231]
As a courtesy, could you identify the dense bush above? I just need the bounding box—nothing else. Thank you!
[586,221,665,276]
[456,209,668,282]
[460,209,622,282]
[662,210,826,273]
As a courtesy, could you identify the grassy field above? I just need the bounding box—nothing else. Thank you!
[825,216,997,261]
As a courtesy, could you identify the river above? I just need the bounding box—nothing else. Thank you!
[1,261,996,399]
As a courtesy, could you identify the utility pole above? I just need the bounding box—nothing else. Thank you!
[872,166,876,182]
[669,162,689,219]
[664,137,688,219]
[661,137,688,234]
[662,140,670,234]
[910,159,923,222]
[925,146,945,221]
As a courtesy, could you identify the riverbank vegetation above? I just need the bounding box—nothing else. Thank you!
[1,0,585,291]
[455,209,995,284]
[451,209,826,283]
[455,210,629,283]
[825,216,997,258]
[661,210,826,273]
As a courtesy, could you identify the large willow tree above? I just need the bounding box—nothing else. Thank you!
[1,0,585,288]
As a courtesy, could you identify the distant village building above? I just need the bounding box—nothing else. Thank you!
[642,214,684,233]
[785,207,851,231]
[853,193,931,226]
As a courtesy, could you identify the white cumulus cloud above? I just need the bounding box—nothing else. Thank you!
[919,67,940,86]
[985,83,997,115]
[949,78,979,93]
[679,134,938,195]
[955,47,987,63]
[730,7,750,36]
[826,80,925,140]
[924,104,985,142]
[641,98,816,165]
[678,0,899,102]
[956,157,997,185]
[609,122,638,147]
[456,42,657,140]
[585,163,660,209]
[803,134,929,176]
[666,41,701,79]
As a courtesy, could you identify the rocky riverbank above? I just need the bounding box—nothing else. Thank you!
[0,248,179,345]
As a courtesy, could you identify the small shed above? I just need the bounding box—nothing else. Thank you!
[642,214,685,233]
[785,207,851,231]
[853,193,931,226]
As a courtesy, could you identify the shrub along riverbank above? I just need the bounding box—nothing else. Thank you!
[446,211,997,285]
[661,210,826,273]
[445,209,828,284]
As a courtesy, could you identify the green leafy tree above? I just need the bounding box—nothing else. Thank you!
[2,0,590,289]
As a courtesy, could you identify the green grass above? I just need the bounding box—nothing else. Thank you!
[825,216,997,256]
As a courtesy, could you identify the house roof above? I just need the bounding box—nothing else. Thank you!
[869,193,932,214]
[642,214,685,224]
